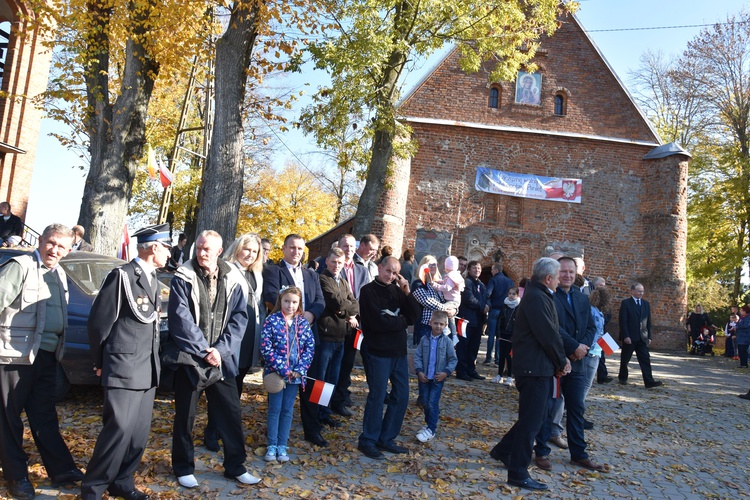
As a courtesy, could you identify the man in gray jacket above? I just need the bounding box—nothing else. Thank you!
[0,224,83,499]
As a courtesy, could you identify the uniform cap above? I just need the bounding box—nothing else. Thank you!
[132,223,171,246]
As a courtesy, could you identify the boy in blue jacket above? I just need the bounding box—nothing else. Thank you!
[414,310,458,442]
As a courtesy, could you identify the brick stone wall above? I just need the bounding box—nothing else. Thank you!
[0,1,54,221]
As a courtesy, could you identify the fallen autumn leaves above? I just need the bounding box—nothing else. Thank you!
[13,351,750,499]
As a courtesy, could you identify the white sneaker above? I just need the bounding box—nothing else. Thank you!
[235,472,261,485]
[506,377,514,387]
[415,426,429,440]
[277,446,290,463]
[491,375,503,384]
[264,445,277,462]
[417,428,435,442]
[177,474,199,488]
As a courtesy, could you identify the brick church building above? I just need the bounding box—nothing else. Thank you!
[312,14,690,348]
[0,0,53,222]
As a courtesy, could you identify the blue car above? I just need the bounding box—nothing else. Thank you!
[0,248,170,400]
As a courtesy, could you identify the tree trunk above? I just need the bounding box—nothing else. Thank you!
[79,0,159,255]
[352,128,394,237]
[195,1,260,246]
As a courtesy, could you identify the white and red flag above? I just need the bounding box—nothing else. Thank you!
[597,333,619,356]
[354,328,363,350]
[308,379,335,407]
[159,160,173,188]
[456,317,469,338]
[117,224,130,261]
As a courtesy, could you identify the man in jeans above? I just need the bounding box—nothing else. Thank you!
[357,257,418,459]
[484,262,513,365]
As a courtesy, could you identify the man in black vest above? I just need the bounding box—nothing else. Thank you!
[82,224,172,500]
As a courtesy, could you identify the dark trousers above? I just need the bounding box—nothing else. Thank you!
[332,329,357,407]
[172,366,246,477]
[81,387,156,499]
[497,338,512,376]
[491,376,551,481]
[456,326,482,376]
[596,353,608,381]
[299,352,323,437]
[358,354,409,447]
[0,349,77,481]
[618,339,655,385]
[738,343,749,367]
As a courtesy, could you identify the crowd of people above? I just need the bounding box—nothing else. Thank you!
[1,220,744,498]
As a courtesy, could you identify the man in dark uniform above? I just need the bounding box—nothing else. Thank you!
[81,224,172,500]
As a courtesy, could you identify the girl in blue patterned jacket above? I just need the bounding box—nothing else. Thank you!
[260,286,314,462]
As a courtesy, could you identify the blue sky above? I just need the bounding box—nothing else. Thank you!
[24,0,750,232]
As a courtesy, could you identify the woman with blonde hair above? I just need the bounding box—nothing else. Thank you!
[224,233,266,391]
[412,254,456,346]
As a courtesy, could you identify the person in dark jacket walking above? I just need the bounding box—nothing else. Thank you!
[455,260,488,380]
[489,258,569,492]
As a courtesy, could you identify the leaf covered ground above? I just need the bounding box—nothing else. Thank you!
[12,351,750,499]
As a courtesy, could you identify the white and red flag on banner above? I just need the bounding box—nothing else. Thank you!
[354,328,363,350]
[456,317,469,338]
[596,333,619,356]
[308,378,335,407]
[117,224,130,261]
[159,160,173,188]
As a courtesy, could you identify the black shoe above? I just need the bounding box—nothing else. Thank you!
[645,381,663,389]
[507,477,548,491]
[321,417,343,428]
[583,419,594,430]
[597,376,613,384]
[738,392,750,400]
[331,405,354,417]
[304,433,328,447]
[618,378,627,385]
[204,428,220,452]
[357,443,385,460]
[376,442,408,454]
[7,477,35,499]
[50,468,84,487]
[456,374,473,381]
[108,488,149,500]
[469,372,486,380]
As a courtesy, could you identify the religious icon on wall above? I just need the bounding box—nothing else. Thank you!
[515,71,542,106]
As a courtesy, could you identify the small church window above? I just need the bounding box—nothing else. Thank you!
[489,88,499,108]
[554,94,566,116]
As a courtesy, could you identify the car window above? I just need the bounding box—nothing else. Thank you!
[60,259,123,295]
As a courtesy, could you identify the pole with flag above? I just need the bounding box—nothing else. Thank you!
[456,317,469,338]
[596,332,620,356]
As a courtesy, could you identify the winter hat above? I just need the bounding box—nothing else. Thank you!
[444,256,458,272]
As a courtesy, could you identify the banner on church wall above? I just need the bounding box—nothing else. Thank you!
[474,167,582,204]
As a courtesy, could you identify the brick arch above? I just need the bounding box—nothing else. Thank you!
[552,86,572,98]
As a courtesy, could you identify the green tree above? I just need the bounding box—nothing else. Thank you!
[300,0,576,237]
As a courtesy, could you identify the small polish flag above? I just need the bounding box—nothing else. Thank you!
[354,328,363,350]
[597,333,619,356]
[159,160,173,188]
[553,375,561,399]
[309,379,335,407]
[456,317,469,338]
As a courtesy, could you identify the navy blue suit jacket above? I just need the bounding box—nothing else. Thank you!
[553,287,596,367]
[262,261,325,328]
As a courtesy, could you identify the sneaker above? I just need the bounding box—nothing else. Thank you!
[277,446,290,462]
[505,377,514,387]
[233,472,261,485]
[491,375,503,384]
[177,474,199,488]
[416,426,429,440]
[417,428,435,443]
[264,445,277,462]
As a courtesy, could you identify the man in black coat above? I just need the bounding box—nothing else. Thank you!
[0,201,23,247]
[82,224,171,500]
[263,234,326,446]
[490,258,569,491]
[535,257,605,472]
[618,282,662,388]
[456,260,488,380]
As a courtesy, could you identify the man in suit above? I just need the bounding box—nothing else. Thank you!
[82,224,172,500]
[618,282,662,388]
[263,233,326,446]
[352,234,379,281]
[535,257,606,472]
[71,225,94,252]
[489,258,569,491]
[456,260,488,380]
[330,233,370,417]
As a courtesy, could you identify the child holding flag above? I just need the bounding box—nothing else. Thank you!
[260,286,314,462]
[413,310,458,443]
